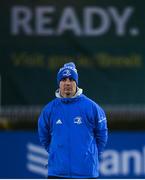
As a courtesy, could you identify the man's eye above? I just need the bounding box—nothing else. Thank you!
[69,78,73,81]
[62,78,66,81]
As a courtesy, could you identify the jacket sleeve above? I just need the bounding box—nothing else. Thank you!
[38,107,51,152]
[94,105,108,160]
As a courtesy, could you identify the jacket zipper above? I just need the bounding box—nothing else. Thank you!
[64,103,71,177]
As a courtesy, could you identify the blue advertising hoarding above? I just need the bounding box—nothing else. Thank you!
[0,131,144,178]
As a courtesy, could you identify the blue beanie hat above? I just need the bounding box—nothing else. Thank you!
[57,62,78,85]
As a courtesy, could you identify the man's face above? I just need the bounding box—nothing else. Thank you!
[59,77,77,98]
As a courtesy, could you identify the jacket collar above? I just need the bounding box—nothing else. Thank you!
[55,87,83,103]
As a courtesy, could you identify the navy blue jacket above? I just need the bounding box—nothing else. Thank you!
[38,93,108,178]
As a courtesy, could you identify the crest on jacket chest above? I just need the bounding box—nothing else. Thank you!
[74,116,82,124]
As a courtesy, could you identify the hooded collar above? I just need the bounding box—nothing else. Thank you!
[55,87,83,103]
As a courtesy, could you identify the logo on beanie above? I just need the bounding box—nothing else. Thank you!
[63,69,71,77]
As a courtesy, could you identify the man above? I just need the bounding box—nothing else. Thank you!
[38,62,108,179]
